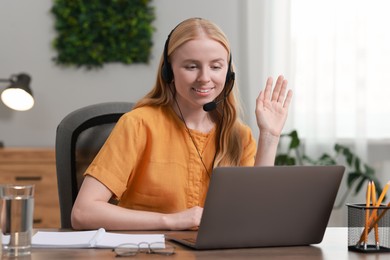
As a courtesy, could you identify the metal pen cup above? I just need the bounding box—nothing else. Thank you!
[347,203,390,253]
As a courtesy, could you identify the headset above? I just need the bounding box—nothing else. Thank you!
[161,23,235,96]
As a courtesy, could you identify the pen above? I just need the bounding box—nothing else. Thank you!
[364,201,390,240]
[375,181,389,208]
[363,181,371,249]
[371,182,380,249]
[357,181,390,246]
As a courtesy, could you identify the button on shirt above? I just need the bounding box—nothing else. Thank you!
[85,105,256,213]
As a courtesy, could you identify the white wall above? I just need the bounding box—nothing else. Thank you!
[0,0,252,147]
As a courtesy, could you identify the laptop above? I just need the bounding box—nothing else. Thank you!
[167,165,345,250]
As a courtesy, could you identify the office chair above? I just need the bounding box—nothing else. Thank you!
[55,102,134,228]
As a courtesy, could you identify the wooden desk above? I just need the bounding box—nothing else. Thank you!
[1,228,388,259]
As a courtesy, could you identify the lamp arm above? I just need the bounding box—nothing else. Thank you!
[0,79,11,83]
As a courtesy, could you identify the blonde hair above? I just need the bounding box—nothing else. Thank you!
[134,17,245,166]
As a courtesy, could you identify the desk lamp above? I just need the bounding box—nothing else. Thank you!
[0,73,34,111]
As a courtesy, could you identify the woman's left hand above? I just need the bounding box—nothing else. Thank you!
[255,75,293,137]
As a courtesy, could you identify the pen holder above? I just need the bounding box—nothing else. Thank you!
[347,203,390,253]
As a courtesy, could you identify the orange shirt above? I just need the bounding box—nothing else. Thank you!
[85,105,256,213]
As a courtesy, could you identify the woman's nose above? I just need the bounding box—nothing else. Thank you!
[197,68,211,83]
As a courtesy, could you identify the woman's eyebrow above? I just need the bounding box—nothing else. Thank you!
[181,58,226,63]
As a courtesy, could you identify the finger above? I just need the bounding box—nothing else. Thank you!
[264,77,273,101]
[283,90,293,109]
[277,79,288,103]
[256,90,265,111]
[257,88,265,102]
[271,75,284,101]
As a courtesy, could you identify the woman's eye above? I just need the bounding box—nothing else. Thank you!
[185,64,197,70]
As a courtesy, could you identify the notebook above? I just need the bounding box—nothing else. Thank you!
[167,165,345,250]
[31,228,165,248]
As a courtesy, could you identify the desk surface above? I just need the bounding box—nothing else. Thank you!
[2,228,388,259]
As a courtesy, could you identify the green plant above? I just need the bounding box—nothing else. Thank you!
[51,0,155,69]
[275,130,383,209]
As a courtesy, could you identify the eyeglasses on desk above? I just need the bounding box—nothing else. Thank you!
[113,242,175,257]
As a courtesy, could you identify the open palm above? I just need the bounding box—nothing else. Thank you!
[256,75,293,137]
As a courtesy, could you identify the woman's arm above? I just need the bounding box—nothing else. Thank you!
[254,75,293,166]
[71,176,203,231]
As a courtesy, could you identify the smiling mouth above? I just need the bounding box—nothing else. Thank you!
[192,87,214,93]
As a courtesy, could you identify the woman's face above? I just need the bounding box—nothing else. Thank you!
[170,35,229,112]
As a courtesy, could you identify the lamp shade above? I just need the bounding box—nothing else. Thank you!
[0,73,34,111]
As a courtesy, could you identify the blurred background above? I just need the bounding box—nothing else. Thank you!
[1,0,389,226]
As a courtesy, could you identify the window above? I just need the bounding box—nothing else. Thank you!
[290,0,390,140]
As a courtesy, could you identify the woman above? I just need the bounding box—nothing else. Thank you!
[71,17,293,231]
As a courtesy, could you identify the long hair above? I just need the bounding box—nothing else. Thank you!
[134,18,245,167]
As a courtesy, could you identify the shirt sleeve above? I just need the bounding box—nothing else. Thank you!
[85,112,147,199]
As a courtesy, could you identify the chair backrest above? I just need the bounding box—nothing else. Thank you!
[55,102,134,228]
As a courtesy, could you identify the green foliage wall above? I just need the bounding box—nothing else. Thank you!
[51,0,155,69]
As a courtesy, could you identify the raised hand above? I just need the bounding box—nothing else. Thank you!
[255,75,293,137]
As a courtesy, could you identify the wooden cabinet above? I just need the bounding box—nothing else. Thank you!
[0,148,61,228]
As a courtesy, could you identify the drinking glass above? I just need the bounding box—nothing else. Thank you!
[0,184,35,256]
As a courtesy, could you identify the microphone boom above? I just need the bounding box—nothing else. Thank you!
[203,101,217,112]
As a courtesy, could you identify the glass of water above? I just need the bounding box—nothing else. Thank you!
[0,184,35,256]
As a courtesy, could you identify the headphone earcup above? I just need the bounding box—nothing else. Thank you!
[224,53,235,88]
[225,70,234,85]
[161,62,173,83]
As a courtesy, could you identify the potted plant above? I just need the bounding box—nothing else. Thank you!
[275,130,383,208]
